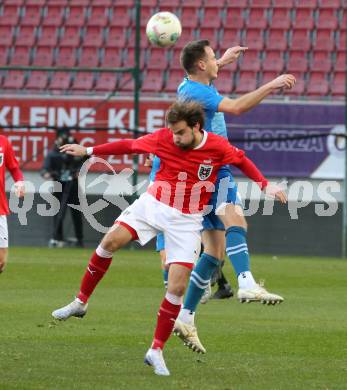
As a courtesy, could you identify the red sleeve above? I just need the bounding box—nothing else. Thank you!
[221,140,268,189]
[5,138,23,182]
[234,157,268,189]
[92,132,160,156]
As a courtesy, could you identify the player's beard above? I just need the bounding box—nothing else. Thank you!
[177,130,196,150]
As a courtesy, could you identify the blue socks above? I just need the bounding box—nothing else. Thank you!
[183,253,219,312]
[225,226,250,276]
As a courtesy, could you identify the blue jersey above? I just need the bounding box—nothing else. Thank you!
[177,78,227,138]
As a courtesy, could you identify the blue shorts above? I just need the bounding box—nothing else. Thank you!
[202,166,242,231]
[156,232,165,252]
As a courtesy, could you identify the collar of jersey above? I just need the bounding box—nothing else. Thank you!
[193,130,208,150]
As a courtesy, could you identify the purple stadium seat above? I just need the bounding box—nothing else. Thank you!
[243,29,265,50]
[105,27,127,48]
[335,52,346,72]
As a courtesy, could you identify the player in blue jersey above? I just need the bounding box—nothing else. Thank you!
[171,40,295,353]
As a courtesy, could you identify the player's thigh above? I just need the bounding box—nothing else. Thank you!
[167,263,191,296]
[0,248,8,271]
[101,224,133,252]
[218,204,247,229]
[202,229,225,260]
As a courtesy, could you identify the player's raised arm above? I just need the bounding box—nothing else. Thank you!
[60,131,161,157]
[218,74,296,115]
[222,142,287,203]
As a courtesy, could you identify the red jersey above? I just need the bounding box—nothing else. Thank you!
[92,128,268,214]
[0,135,24,215]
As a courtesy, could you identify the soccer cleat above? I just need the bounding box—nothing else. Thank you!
[173,319,206,354]
[144,348,170,376]
[211,284,234,300]
[237,283,284,305]
[200,282,212,304]
[52,298,88,320]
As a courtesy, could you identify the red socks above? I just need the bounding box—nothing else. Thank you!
[77,250,112,303]
[151,297,181,350]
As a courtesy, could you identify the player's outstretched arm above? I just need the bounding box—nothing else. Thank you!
[217,46,248,69]
[235,157,287,204]
[218,74,296,115]
[60,132,160,157]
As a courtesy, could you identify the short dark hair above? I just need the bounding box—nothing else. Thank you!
[180,40,210,75]
[166,100,205,130]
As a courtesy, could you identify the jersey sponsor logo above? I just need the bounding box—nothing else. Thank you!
[198,164,213,180]
[0,153,3,167]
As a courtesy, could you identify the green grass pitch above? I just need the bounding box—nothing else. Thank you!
[1,247,347,389]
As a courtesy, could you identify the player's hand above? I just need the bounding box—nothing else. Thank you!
[144,155,153,167]
[218,46,248,67]
[270,74,296,90]
[264,183,287,204]
[14,181,25,198]
[60,144,87,157]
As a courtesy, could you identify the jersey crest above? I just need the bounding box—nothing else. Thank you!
[198,163,213,180]
[0,153,3,167]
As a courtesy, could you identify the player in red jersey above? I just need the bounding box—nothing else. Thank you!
[52,101,286,376]
[0,135,25,273]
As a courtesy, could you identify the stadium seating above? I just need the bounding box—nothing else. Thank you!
[0,0,343,99]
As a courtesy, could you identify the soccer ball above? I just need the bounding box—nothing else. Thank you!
[146,12,182,48]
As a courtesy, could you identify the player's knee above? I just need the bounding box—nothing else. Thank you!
[0,253,7,273]
[167,281,186,297]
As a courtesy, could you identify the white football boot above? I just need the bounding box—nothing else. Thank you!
[237,282,284,305]
[144,348,170,376]
[200,282,212,304]
[173,319,206,354]
[52,298,88,320]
